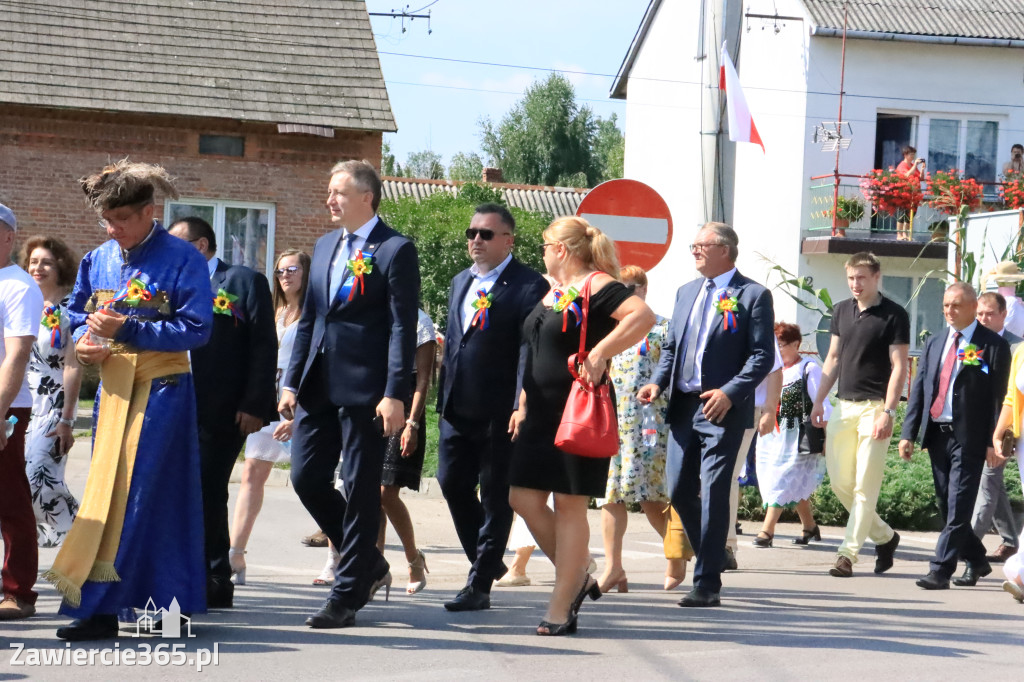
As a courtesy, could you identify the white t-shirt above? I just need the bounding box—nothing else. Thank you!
[0,264,45,409]
[753,341,785,407]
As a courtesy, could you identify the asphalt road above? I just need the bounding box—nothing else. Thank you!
[1,439,1021,681]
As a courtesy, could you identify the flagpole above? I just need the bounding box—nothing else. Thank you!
[832,1,848,237]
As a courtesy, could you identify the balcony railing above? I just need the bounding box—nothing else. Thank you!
[807,173,1005,241]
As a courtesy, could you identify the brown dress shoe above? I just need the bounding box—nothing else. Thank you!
[301,530,328,548]
[986,544,1018,564]
[0,595,36,620]
[829,555,853,578]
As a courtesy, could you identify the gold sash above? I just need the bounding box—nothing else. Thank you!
[43,350,191,607]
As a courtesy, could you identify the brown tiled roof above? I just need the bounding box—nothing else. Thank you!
[381,177,589,216]
[0,0,395,131]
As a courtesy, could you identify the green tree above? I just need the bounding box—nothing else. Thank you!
[378,189,549,331]
[381,139,397,176]
[448,151,485,182]
[404,149,445,179]
[480,73,599,187]
[594,114,625,181]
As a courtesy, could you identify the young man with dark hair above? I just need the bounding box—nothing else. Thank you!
[810,252,909,578]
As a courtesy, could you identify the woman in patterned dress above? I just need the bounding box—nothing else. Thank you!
[753,322,828,546]
[21,236,82,548]
[596,266,687,592]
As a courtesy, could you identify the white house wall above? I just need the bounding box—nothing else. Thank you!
[621,0,711,316]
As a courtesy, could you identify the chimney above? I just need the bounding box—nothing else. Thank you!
[482,167,504,183]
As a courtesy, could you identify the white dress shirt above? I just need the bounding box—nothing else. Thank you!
[677,267,737,393]
[461,252,513,333]
[934,319,978,423]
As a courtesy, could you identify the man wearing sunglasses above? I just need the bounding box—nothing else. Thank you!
[168,216,278,610]
[436,203,547,612]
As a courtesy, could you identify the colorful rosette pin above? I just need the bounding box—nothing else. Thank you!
[340,250,374,302]
[41,305,62,348]
[957,343,987,373]
[105,269,157,307]
[470,288,493,330]
[213,288,244,324]
[713,292,740,333]
[552,286,582,332]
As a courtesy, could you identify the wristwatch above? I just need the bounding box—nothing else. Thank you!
[882,408,896,418]
[405,419,420,430]
[58,417,75,427]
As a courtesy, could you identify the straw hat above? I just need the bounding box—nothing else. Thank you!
[982,261,1024,291]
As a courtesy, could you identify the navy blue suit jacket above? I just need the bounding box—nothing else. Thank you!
[901,323,1009,455]
[651,269,776,428]
[192,260,279,430]
[437,257,547,421]
[285,217,420,408]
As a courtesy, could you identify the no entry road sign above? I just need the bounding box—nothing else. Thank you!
[576,179,673,271]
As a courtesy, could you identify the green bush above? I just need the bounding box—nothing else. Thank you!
[737,402,1016,532]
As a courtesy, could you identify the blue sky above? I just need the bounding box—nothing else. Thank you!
[369,1,650,173]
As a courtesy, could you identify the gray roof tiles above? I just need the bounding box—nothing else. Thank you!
[802,0,1024,41]
[0,0,396,131]
[381,178,589,216]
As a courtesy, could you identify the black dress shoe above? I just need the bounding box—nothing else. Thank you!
[56,614,119,641]
[792,525,821,545]
[678,587,721,607]
[207,578,234,609]
[444,585,490,612]
[915,571,950,590]
[952,562,992,587]
[874,531,900,574]
[722,547,738,571]
[305,600,356,628]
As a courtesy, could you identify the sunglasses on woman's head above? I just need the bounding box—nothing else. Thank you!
[275,265,300,277]
[465,228,508,241]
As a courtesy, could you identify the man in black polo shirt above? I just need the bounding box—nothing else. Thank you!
[810,252,909,578]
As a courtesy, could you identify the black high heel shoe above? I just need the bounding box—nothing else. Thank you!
[571,574,602,616]
[792,525,821,545]
[752,531,773,548]
[537,614,578,636]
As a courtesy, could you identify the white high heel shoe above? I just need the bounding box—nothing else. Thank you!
[229,548,247,586]
[406,550,429,594]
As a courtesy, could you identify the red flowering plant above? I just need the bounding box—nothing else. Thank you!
[860,168,923,216]
[926,169,984,215]
[1000,170,1024,209]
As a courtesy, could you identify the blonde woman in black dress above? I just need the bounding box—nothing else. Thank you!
[508,216,655,636]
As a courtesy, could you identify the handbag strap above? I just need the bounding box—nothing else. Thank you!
[800,359,810,421]
[566,272,602,381]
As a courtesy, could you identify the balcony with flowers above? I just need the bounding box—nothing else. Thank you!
[802,168,1004,259]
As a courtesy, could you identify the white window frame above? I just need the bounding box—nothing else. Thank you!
[164,199,276,280]
[881,274,945,354]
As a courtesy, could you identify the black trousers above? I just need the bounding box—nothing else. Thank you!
[198,425,247,584]
[926,424,988,577]
[291,401,387,609]
[436,413,513,592]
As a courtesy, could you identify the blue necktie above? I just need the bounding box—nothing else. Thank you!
[329,233,358,302]
[681,280,716,384]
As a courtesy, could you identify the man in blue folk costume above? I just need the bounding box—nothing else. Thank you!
[44,160,213,641]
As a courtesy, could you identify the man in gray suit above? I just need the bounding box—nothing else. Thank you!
[971,291,1022,564]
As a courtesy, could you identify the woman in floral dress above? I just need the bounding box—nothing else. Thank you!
[596,266,688,592]
[21,236,82,548]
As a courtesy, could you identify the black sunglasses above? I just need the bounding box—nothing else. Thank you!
[275,265,301,277]
[465,228,510,241]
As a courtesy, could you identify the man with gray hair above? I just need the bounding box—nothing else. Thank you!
[899,282,1010,589]
[279,159,420,628]
[0,202,46,620]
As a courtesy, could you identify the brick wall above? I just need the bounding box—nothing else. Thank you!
[0,105,382,266]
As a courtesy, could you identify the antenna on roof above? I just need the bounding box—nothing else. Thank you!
[369,5,433,35]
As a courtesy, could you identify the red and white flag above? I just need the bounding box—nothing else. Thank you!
[719,42,764,152]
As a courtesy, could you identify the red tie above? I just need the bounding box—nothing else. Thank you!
[930,331,961,421]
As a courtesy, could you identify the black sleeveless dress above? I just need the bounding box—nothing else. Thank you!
[510,281,633,496]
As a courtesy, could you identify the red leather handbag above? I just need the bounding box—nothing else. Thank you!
[554,273,619,458]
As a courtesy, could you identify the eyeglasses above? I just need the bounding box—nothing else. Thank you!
[689,242,725,252]
[275,265,301,277]
[465,228,510,241]
[540,242,558,253]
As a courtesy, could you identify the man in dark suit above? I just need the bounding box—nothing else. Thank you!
[279,160,419,629]
[168,217,278,609]
[972,291,1023,563]
[436,203,547,612]
[639,222,775,607]
[900,282,1010,589]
